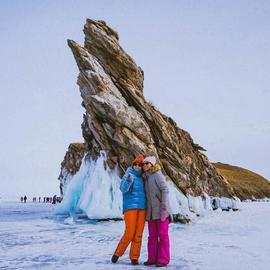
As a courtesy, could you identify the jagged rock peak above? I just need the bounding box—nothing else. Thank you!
[85,19,119,41]
[62,19,235,198]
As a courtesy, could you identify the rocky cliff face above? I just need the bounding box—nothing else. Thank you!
[59,19,235,198]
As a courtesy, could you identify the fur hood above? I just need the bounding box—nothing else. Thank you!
[148,164,161,174]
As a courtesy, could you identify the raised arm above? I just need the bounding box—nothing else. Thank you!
[120,169,134,193]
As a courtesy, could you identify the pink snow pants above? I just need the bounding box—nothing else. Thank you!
[147,217,170,264]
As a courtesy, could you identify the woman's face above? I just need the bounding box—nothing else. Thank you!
[133,163,142,171]
[142,162,152,172]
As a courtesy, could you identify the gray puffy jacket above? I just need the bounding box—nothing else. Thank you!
[144,164,172,221]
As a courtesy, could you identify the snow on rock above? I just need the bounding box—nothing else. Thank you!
[232,196,241,209]
[168,180,190,216]
[187,194,205,215]
[56,152,241,221]
[212,196,241,211]
[202,192,213,211]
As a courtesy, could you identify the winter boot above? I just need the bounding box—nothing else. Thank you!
[156,263,168,267]
[144,261,156,266]
[111,255,119,263]
[131,259,139,265]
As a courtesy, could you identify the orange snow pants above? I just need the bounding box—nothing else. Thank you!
[114,209,146,260]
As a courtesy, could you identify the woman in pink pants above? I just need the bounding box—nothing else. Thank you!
[142,156,172,268]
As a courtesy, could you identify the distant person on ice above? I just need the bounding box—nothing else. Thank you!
[23,195,27,203]
[111,155,146,266]
[142,156,172,267]
[52,195,57,204]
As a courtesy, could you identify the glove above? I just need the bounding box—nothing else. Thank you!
[160,207,168,222]
[127,174,133,183]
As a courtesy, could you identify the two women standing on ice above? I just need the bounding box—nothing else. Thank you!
[112,155,171,267]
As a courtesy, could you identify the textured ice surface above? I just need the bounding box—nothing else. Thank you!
[55,151,123,219]
[1,201,269,270]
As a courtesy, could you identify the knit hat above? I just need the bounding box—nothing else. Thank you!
[132,154,144,164]
[143,156,157,165]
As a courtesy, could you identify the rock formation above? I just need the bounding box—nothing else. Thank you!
[58,19,235,199]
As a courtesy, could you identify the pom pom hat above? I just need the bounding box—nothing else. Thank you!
[143,156,157,165]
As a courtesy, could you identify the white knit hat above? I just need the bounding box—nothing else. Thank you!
[143,156,156,165]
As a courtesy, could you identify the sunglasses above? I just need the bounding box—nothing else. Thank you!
[143,162,151,166]
[133,163,143,167]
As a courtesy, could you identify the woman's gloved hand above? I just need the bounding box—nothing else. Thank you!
[127,174,133,183]
[160,207,168,222]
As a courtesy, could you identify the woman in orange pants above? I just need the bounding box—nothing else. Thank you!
[111,155,146,265]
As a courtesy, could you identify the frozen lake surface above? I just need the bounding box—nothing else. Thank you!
[0,201,269,270]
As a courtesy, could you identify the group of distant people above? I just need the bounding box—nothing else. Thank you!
[20,195,28,203]
[20,195,62,204]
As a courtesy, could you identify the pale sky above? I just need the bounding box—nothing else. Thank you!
[0,0,269,201]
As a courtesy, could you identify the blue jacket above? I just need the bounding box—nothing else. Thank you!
[120,167,146,212]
